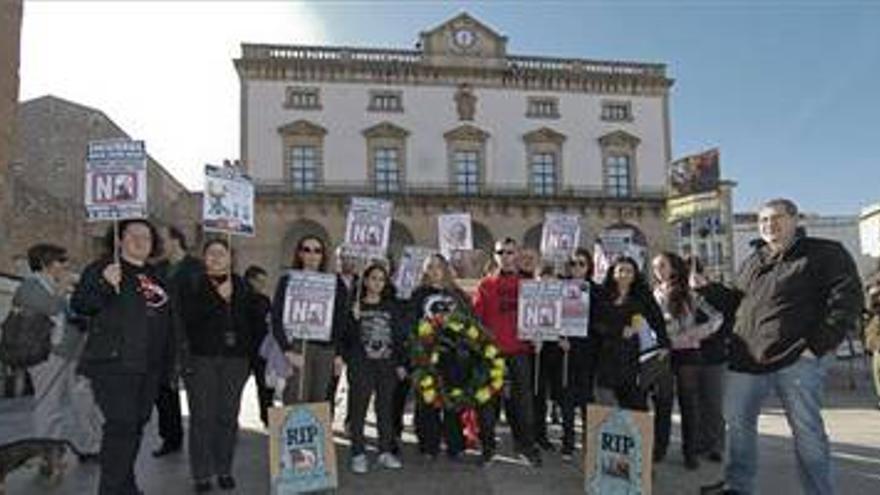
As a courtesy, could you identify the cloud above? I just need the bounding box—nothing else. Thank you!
[20,1,326,190]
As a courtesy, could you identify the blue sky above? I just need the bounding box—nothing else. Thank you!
[20,1,880,215]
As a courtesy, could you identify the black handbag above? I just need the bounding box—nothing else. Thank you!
[0,306,54,368]
[637,348,670,392]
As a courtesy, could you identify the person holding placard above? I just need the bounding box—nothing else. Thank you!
[71,219,173,495]
[474,238,542,467]
[406,254,473,460]
[341,263,407,474]
[532,264,564,454]
[179,239,253,492]
[271,236,345,404]
[651,252,723,470]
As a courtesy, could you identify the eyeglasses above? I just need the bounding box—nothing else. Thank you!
[300,246,323,254]
[495,250,516,255]
[569,260,588,267]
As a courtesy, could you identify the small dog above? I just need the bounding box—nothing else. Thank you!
[0,438,69,493]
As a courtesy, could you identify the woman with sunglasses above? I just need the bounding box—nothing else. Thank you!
[179,239,253,492]
[271,235,345,404]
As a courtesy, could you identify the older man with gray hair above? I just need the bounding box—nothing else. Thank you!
[703,198,863,495]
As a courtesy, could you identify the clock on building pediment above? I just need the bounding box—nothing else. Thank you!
[420,12,508,68]
[449,27,479,53]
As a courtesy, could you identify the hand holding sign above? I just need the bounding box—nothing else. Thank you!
[102,263,122,292]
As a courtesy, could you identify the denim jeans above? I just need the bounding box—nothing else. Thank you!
[724,355,833,495]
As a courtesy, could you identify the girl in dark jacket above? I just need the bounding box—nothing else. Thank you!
[342,263,407,474]
[595,257,669,409]
[180,239,252,492]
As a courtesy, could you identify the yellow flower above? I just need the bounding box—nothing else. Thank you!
[423,389,436,404]
[491,378,504,390]
[420,376,434,389]
[630,314,644,328]
[484,345,498,359]
[466,326,480,340]
[490,367,504,379]
[418,321,434,337]
[448,322,464,333]
[475,387,491,404]
[493,358,505,369]
[450,388,463,398]
[430,352,440,364]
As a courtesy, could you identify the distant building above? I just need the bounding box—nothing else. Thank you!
[235,13,675,278]
[7,95,196,270]
[859,203,880,270]
[733,212,877,280]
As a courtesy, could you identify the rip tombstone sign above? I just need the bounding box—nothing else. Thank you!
[584,405,654,495]
[269,403,338,494]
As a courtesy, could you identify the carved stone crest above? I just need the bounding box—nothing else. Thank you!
[454,83,476,121]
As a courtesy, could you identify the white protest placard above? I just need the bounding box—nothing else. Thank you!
[585,405,654,495]
[202,164,255,236]
[282,271,337,342]
[541,213,581,262]
[438,213,473,260]
[599,228,646,270]
[84,139,148,221]
[561,280,590,338]
[269,403,338,495]
[393,246,435,300]
[517,280,564,342]
[343,197,393,260]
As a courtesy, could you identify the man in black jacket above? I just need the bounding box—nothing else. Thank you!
[705,199,862,495]
[72,219,174,495]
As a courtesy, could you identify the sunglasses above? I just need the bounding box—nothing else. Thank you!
[495,250,516,255]
[300,246,323,254]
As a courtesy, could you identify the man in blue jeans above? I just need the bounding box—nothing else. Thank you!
[703,198,862,495]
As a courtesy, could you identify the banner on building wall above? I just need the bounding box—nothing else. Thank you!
[541,213,581,262]
[584,405,654,495]
[281,271,337,342]
[343,197,393,260]
[394,246,436,300]
[84,139,148,221]
[517,280,564,342]
[268,403,338,495]
[202,164,255,236]
[669,148,720,197]
[560,280,590,338]
[438,213,473,260]
[667,190,722,224]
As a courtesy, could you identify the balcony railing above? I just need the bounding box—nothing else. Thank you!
[254,179,667,201]
[239,43,667,79]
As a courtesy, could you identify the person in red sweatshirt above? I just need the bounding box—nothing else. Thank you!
[473,237,542,467]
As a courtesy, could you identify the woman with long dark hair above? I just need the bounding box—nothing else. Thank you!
[180,239,253,492]
[270,235,345,404]
[651,252,723,470]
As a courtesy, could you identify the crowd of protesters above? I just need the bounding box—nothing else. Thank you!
[4,197,869,495]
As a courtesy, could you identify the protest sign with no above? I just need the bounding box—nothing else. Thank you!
[585,405,654,495]
[517,280,564,342]
[541,213,581,262]
[269,403,338,494]
[343,197,392,260]
[560,280,590,338]
[84,139,148,221]
[282,271,337,342]
[202,164,255,236]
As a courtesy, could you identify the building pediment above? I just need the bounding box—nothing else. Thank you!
[419,12,507,69]
[444,124,490,142]
[277,119,327,137]
[523,127,566,145]
[598,130,641,148]
[362,121,410,139]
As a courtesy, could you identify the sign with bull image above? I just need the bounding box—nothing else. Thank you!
[585,405,654,495]
[282,271,337,343]
[343,197,392,260]
[85,138,148,220]
[517,280,564,342]
[269,403,337,494]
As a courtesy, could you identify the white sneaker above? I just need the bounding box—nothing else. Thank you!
[351,454,369,474]
[377,452,403,470]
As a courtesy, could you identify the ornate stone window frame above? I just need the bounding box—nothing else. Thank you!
[363,122,410,193]
[368,90,404,113]
[598,130,641,198]
[278,120,327,191]
[600,100,633,122]
[444,124,489,195]
[283,86,321,110]
[523,127,566,196]
[526,96,560,119]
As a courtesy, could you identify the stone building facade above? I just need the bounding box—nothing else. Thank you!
[235,13,675,280]
[0,0,24,273]
[6,95,196,271]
